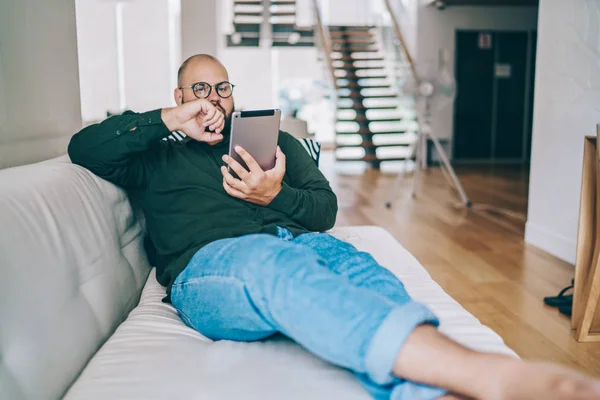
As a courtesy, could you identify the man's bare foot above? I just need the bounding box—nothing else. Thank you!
[493,360,600,400]
[391,325,600,400]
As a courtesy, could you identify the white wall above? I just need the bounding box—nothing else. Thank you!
[218,47,276,110]
[274,47,322,92]
[273,47,335,141]
[122,0,175,112]
[525,0,600,264]
[218,46,326,111]
[75,0,180,124]
[182,0,217,60]
[75,0,120,123]
[389,0,419,58]
[325,0,374,25]
[295,0,314,28]
[415,5,538,143]
[0,0,82,169]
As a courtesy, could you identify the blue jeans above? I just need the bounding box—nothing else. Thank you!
[171,227,447,400]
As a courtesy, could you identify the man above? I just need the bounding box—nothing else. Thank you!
[69,54,600,400]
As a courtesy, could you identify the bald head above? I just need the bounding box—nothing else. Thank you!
[174,54,235,123]
[177,54,229,88]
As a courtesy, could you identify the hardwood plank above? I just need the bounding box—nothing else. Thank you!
[319,151,600,376]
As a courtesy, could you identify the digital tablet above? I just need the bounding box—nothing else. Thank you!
[228,109,281,174]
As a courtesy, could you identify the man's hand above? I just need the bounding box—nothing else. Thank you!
[220,146,286,206]
[161,99,225,145]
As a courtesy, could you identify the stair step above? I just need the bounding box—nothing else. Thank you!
[329,30,374,38]
[272,30,314,38]
[337,92,397,99]
[335,56,384,62]
[332,44,377,49]
[337,104,398,110]
[335,67,386,72]
[336,128,408,135]
[234,4,263,10]
[337,83,391,89]
[235,18,264,25]
[336,142,411,148]
[235,12,264,16]
[234,0,262,4]
[329,25,374,31]
[352,94,397,99]
[273,30,314,39]
[337,116,402,122]
[270,11,296,16]
[271,18,296,24]
[337,127,408,134]
[337,48,380,54]
[332,45,379,52]
[340,73,389,80]
[272,0,297,4]
[331,57,385,64]
[331,37,376,44]
[272,41,314,47]
[334,61,385,66]
[331,38,375,44]
[335,155,409,162]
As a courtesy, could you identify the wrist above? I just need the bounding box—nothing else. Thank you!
[160,107,179,132]
[267,184,283,204]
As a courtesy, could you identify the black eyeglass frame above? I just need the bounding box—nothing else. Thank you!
[178,81,235,99]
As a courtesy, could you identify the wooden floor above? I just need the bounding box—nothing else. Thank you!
[320,153,600,377]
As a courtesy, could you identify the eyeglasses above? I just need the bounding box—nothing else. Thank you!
[179,81,235,99]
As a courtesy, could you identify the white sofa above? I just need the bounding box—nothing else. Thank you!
[0,156,517,400]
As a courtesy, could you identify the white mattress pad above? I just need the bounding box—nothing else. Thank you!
[65,226,517,399]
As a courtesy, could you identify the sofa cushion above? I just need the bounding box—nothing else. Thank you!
[64,226,516,400]
[0,156,151,400]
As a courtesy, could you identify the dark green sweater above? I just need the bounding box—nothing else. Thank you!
[68,109,338,296]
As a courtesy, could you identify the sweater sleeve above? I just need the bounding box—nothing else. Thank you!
[267,131,338,231]
[68,109,170,189]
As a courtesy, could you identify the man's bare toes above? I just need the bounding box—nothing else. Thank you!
[554,376,600,400]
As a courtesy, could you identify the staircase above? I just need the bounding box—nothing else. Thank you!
[328,26,416,168]
[227,0,263,47]
[227,0,314,47]
[271,0,314,46]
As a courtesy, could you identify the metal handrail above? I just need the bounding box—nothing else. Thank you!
[311,0,339,90]
[372,23,405,106]
[382,0,418,83]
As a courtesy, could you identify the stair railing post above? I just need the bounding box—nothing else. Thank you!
[312,0,338,151]
[261,0,272,47]
[311,0,338,90]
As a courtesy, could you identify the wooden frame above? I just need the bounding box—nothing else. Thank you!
[573,125,600,341]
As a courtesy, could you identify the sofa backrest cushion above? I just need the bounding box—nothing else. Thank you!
[0,155,151,400]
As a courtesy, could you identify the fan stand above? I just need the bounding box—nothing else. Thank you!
[386,96,472,209]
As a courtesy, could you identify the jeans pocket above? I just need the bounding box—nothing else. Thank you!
[171,282,198,330]
[175,306,196,330]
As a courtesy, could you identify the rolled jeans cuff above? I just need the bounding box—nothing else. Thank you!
[364,302,439,385]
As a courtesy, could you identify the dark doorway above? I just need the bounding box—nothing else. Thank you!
[453,30,537,163]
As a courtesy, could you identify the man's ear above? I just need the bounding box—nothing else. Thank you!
[174,88,183,105]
